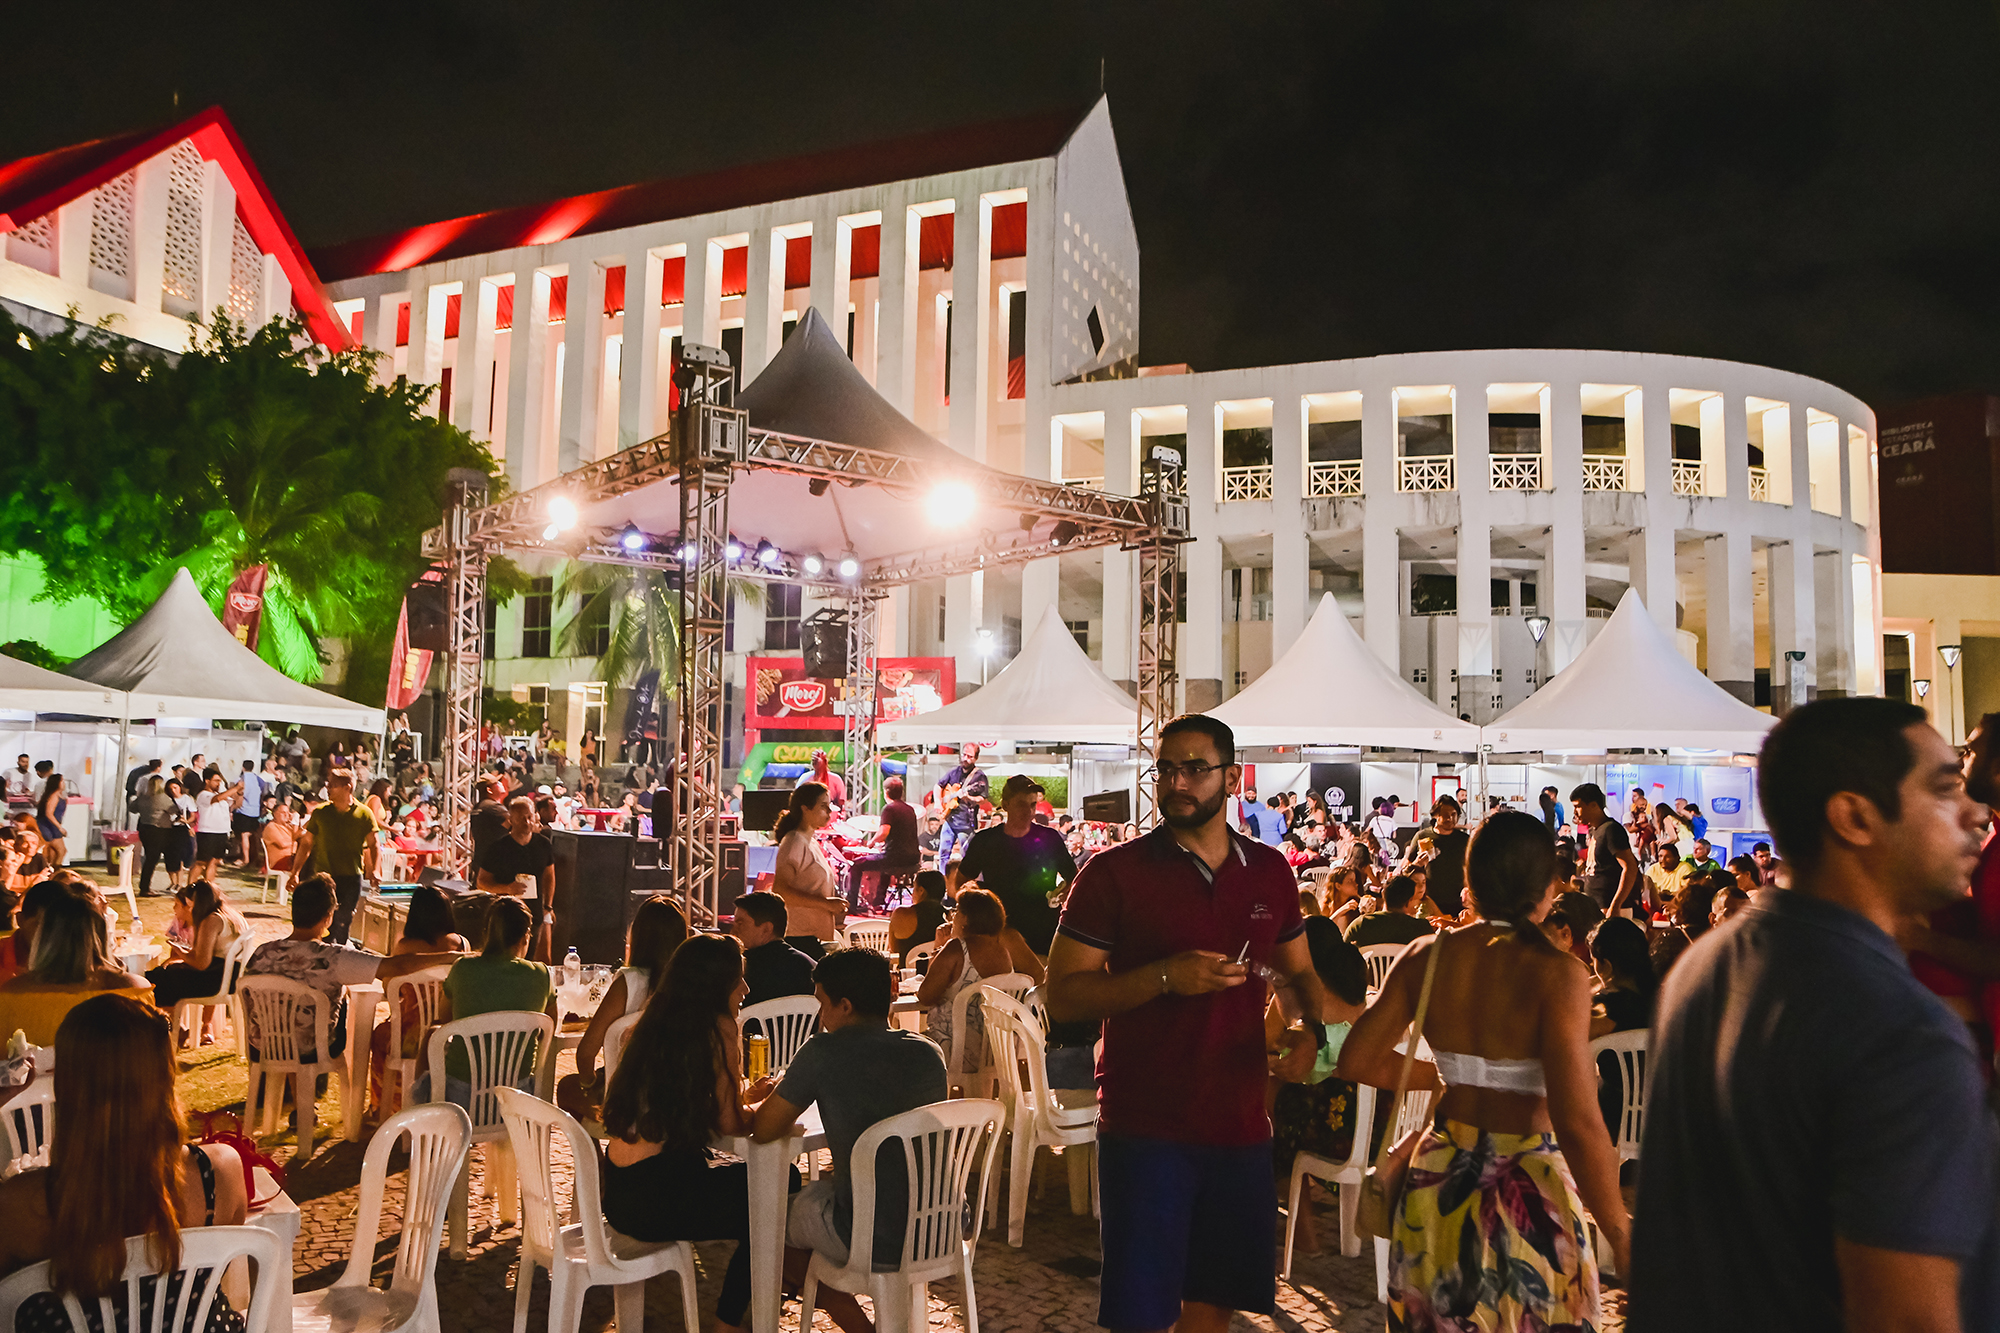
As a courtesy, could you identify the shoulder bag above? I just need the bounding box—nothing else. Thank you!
[1354,936,1441,1242]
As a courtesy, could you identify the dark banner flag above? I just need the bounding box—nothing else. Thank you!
[386,599,434,711]
[220,564,269,650]
[624,669,661,743]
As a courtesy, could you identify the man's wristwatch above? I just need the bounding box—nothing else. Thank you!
[1158,962,1172,996]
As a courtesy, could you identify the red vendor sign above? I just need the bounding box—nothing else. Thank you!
[746,656,955,730]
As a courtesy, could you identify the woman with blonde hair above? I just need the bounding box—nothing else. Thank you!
[0,889,152,1045]
[0,993,248,1328]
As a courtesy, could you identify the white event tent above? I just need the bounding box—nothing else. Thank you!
[1483,589,1778,755]
[66,568,384,733]
[1212,594,1480,750]
[878,604,1139,746]
[0,653,123,719]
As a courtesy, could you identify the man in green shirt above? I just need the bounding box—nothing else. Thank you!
[295,771,380,944]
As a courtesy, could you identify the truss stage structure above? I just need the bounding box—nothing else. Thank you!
[423,320,1187,925]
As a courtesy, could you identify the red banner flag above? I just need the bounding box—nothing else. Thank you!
[220,564,269,650]
[386,599,434,711]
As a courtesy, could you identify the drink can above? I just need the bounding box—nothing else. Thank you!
[746,1033,770,1082]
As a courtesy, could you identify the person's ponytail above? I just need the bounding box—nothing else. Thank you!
[1463,809,1559,952]
[774,782,828,842]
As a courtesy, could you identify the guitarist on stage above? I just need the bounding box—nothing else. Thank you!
[930,742,989,870]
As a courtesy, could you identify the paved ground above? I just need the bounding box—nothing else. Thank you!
[107,865,1628,1332]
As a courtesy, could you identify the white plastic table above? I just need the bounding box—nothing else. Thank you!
[343,982,385,1141]
[246,1166,299,1333]
[714,1105,825,1333]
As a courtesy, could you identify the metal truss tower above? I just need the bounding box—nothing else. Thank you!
[1133,442,1190,830]
[439,472,489,876]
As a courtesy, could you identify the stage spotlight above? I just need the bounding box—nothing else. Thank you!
[802,554,825,576]
[927,481,976,526]
[619,524,645,552]
[680,542,699,561]
[547,496,577,530]
[542,523,560,541]
[838,555,860,578]
[725,539,744,561]
[756,541,781,567]
[1049,520,1082,547]
[809,478,831,497]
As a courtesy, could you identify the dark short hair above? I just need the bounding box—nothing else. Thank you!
[1569,783,1606,807]
[1431,796,1461,818]
[913,870,947,903]
[1759,698,1929,871]
[1302,917,1367,1007]
[814,947,894,1018]
[884,775,905,800]
[1752,841,1770,853]
[732,890,788,934]
[291,873,336,927]
[1383,874,1418,911]
[1160,713,1235,766]
[1658,843,1681,864]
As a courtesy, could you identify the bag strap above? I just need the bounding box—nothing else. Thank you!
[1369,937,1441,1174]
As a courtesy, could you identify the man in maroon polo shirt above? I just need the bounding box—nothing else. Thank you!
[1047,713,1341,1333]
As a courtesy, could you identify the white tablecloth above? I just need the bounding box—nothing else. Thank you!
[714,1105,825,1333]
[246,1167,300,1333]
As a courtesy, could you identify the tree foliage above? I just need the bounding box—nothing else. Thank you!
[0,307,500,680]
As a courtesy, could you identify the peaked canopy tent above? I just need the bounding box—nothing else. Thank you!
[1212,595,1481,751]
[0,654,123,720]
[879,605,1139,747]
[1483,589,1778,755]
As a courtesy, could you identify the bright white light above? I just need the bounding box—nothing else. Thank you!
[725,541,744,561]
[803,555,825,576]
[681,543,699,561]
[977,629,995,656]
[547,496,578,530]
[620,527,645,552]
[758,545,782,567]
[542,523,560,541]
[927,481,977,526]
[838,556,860,578]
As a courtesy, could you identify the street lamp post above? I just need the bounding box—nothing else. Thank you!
[1940,644,1963,744]
[1784,650,1808,715]
[977,628,994,687]
[1525,615,1550,693]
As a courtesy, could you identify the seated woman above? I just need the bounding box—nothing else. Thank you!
[0,889,152,1047]
[887,871,948,968]
[599,934,869,1333]
[555,895,688,1123]
[1585,915,1656,1137]
[414,898,554,1108]
[0,993,249,1331]
[916,888,1045,1085]
[1268,915,1370,1254]
[367,884,471,1118]
[0,881,68,988]
[145,882,248,1045]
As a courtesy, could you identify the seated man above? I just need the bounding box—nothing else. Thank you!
[844,776,921,911]
[1342,873,1435,947]
[243,874,461,1067]
[753,948,947,1272]
[729,891,817,1006]
[261,800,300,874]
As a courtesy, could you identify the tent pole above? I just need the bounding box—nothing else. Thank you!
[1478,744,1490,828]
[111,705,132,838]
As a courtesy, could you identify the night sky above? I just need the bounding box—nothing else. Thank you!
[11,1,2000,408]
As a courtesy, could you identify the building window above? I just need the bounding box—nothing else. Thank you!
[1067,620,1090,653]
[1234,670,1248,690]
[578,594,611,658]
[937,595,947,643]
[1411,667,1429,685]
[521,577,554,658]
[483,597,497,661]
[766,583,803,650]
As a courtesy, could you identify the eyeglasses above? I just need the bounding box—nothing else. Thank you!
[1152,760,1224,784]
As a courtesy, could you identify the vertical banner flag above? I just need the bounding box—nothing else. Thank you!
[386,599,434,711]
[220,564,269,649]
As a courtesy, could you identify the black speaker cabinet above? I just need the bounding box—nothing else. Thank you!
[551,829,635,965]
[719,840,747,918]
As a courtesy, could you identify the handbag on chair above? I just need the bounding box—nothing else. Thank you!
[1354,939,1440,1243]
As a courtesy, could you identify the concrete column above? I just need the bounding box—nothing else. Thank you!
[698,239,725,348]
[1768,539,1815,711]
[1837,414,1856,524]
[947,195,993,461]
[741,229,785,382]
[259,253,289,327]
[1022,560,1060,637]
[54,200,92,289]
[886,586,911,658]
[403,279,436,395]
[558,258,609,472]
[1361,384,1399,669]
[1271,392,1310,659]
[876,198,920,416]
[457,276,499,439]
[1102,407,1137,689]
[620,249,667,449]
[1184,397,1224,710]
[1546,378,1589,672]
[1621,387,1646,492]
[1633,385,1678,635]
[1704,531,1755,702]
[502,270,554,489]
[130,157,169,316]
[1816,548,1853,697]
[808,212,853,348]
[1454,385,1494,719]
[196,162,234,321]
[945,573,984,697]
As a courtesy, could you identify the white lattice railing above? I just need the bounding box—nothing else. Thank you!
[1399,456,1455,493]
[1489,455,1544,491]
[1307,459,1363,497]
[1748,465,1769,502]
[1581,455,1626,491]
[1672,460,1705,496]
[1060,476,1104,491]
[1220,465,1274,501]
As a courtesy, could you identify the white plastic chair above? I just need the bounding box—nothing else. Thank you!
[943,971,1033,1099]
[239,975,352,1154]
[981,988,1097,1247]
[844,919,892,952]
[427,1011,555,1259]
[496,1088,699,1333]
[1373,1086,1439,1303]
[292,1103,472,1333]
[171,931,259,1058]
[0,1080,53,1176]
[600,1012,640,1085]
[738,995,821,1071]
[260,868,291,906]
[906,940,936,967]
[1589,1029,1648,1162]
[1358,943,1405,992]
[798,1099,1004,1333]
[381,966,451,1117]
[1282,1082,1379,1274]
[0,1226,283,1333]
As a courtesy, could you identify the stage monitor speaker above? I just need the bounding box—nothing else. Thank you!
[1081,789,1131,824]
[801,609,848,677]
[551,829,635,965]
[405,575,450,652]
[719,841,747,918]
[742,789,790,832]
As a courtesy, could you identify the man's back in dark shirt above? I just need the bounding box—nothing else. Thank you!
[1631,890,2000,1331]
[878,800,920,865]
[742,938,816,1006]
[1342,911,1432,947]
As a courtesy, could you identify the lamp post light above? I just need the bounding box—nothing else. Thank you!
[977,629,994,686]
[1915,678,1931,700]
[1524,615,1550,694]
[1940,645,1963,744]
[1784,649,1808,715]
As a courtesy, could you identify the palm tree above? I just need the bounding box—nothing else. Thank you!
[555,562,762,697]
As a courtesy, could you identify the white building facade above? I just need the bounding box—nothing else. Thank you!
[314,99,1880,744]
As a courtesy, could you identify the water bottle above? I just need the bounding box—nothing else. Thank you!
[563,947,581,990]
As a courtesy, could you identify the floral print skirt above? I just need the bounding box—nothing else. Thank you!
[1388,1119,1600,1332]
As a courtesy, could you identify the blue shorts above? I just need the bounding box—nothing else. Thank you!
[1095,1133,1276,1330]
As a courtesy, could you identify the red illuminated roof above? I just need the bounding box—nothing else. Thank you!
[310,104,1087,282]
[0,107,351,350]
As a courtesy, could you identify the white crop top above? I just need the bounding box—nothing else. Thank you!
[1431,1049,1547,1096]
